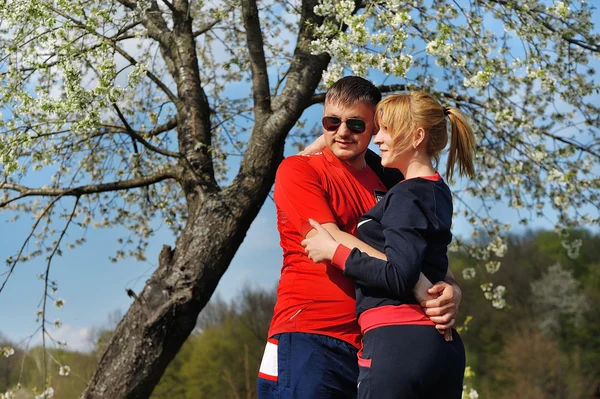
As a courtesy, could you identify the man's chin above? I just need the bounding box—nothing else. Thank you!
[330,145,367,162]
[331,147,358,159]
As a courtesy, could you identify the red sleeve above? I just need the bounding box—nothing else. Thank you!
[331,244,351,270]
[274,156,337,237]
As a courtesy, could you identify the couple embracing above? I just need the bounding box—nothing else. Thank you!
[258,76,475,399]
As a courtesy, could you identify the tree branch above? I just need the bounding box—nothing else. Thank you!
[161,0,175,12]
[49,6,178,104]
[116,20,143,37]
[483,0,600,53]
[0,169,180,207]
[241,0,271,119]
[39,195,80,387]
[308,84,486,108]
[146,116,178,137]
[112,43,179,104]
[116,0,173,47]
[0,195,65,295]
[193,18,222,37]
[232,0,330,199]
[110,105,181,158]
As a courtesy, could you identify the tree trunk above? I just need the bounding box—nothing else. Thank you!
[81,0,329,397]
[80,189,271,398]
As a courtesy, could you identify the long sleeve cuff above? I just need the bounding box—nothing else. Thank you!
[331,244,352,270]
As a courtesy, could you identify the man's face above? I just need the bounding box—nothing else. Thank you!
[322,101,376,169]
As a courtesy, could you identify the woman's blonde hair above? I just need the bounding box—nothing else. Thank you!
[375,91,476,181]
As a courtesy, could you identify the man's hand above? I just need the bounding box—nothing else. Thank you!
[421,281,461,334]
[301,219,339,263]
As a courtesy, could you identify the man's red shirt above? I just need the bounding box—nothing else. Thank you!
[268,147,387,348]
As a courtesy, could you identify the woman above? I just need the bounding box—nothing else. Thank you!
[302,91,475,398]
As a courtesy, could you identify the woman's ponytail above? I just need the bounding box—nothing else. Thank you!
[445,106,475,182]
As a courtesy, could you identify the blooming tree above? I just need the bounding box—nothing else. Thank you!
[0,0,598,397]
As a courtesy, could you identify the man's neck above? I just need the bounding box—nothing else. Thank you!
[342,155,367,171]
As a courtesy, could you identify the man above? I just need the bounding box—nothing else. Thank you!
[257,76,460,398]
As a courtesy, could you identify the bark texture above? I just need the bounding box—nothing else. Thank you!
[81,0,329,397]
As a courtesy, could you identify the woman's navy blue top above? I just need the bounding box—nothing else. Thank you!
[343,175,453,317]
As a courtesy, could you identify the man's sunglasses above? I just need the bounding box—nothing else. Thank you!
[322,116,367,134]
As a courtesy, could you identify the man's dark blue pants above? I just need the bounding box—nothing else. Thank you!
[257,332,359,399]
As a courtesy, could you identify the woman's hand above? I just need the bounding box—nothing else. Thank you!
[298,135,326,156]
[301,219,339,263]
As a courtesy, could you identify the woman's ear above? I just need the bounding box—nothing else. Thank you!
[414,127,426,148]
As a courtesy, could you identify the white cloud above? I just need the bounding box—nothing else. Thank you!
[37,324,94,353]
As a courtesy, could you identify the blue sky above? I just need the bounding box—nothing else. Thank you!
[0,75,594,351]
[0,113,564,352]
[1,2,599,352]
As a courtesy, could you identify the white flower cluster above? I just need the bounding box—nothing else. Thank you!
[311,0,414,80]
[135,0,152,18]
[35,387,54,399]
[462,387,479,399]
[547,168,565,183]
[425,37,454,63]
[463,69,493,89]
[548,1,570,18]
[462,268,476,280]
[485,261,501,274]
[529,147,547,163]
[59,365,71,376]
[392,11,411,26]
[561,238,583,259]
[0,384,21,399]
[2,347,14,358]
[481,283,507,309]
[553,193,567,208]
[322,63,345,87]
[526,66,557,92]
[314,0,354,21]
[54,298,66,309]
[487,236,508,258]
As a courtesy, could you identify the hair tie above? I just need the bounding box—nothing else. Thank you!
[443,106,450,115]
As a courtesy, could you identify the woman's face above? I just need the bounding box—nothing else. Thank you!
[373,125,404,168]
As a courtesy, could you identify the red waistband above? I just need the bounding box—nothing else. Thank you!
[358,304,435,334]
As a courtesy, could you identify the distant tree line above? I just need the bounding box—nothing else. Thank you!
[1,229,598,398]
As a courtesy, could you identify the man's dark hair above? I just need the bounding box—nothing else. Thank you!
[325,76,381,108]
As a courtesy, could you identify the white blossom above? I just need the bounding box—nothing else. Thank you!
[2,347,15,358]
[462,268,476,280]
[462,387,479,399]
[463,70,493,89]
[54,298,66,309]
[549,1,570,18]
[322,63,344,87]
[485,261,501,274]
[487,237,507,258]
[35,387,54,399]
[59,365,71,376]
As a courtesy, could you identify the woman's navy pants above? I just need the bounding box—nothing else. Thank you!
[357,325,465,399]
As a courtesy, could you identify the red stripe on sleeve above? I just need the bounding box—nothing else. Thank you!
[331,244,352,270]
